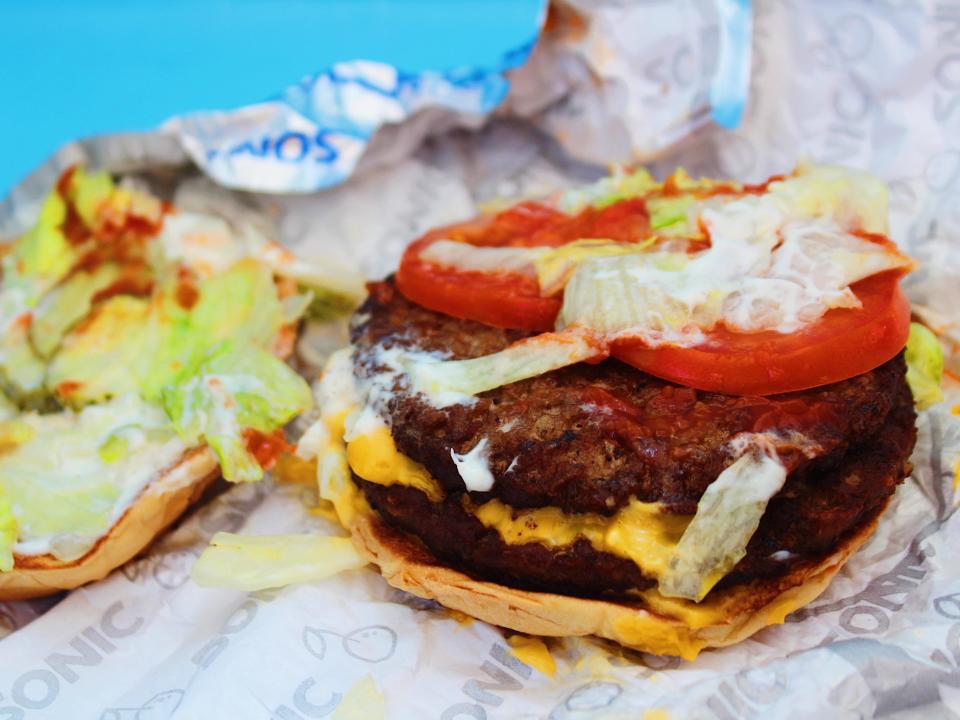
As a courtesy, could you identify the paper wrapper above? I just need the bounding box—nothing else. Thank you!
[2,1,960,718]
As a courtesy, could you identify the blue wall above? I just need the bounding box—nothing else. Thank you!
[0,0,543,195]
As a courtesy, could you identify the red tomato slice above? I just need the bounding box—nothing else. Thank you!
[611,271,911,396]
[396,259,562,331]
[396,199,652,330]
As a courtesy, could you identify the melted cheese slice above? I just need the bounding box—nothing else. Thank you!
[470,498,690,581]
[342,419,692,582]
[347,426,443,501]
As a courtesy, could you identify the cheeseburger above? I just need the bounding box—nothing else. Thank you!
[306,164,931,659]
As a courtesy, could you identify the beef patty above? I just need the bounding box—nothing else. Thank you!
[351,279,914,515]
[355,380,915,597]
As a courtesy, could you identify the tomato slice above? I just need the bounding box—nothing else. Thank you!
[611,272,911,396]
[396,260,562,331]
[396,199,653,330]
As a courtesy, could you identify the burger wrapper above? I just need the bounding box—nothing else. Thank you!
[1,1,960,718]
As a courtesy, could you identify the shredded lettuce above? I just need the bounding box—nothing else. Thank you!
[47,261,285,407]
[402,328,602,407]
[905,322,944,410]
[533,239,655,296]
[67,169,114,228]
[46,295,156,404]
[191,532,366,591]
[658,437,787,601]
[0,393,18,422]
[0,324,47,401]
[0,394,187,563]
[249,241,364,321]
[30,264,122,358]
[0,487,16,571]
[97,433,130,464]
[162,342,312,482]
[647,195,697,234]
[0,189,77,399]
[190,259,284,352]
[771,163,890,235]
[558,167,660,213]
[10,191,75,289]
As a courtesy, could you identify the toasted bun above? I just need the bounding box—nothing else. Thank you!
[0,447,219,600]
[348,501,886,660]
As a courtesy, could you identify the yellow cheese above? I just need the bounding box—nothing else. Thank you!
[317,410,369,527]
[343,421,691,582]
[331,674,385,720]
[347,426,443,501]
[644,709,674,720]
[471,498,690,581]
[610,613,707,662]
[331,414,745,656]
[507,635,556,676]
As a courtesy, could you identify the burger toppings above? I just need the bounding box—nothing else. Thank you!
[0,167,358,568]
[394,163,914,396]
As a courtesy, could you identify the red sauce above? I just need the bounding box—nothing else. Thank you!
[55,166,77,197]
[243,428,293,470]
[174,267,200,309]
[54,166,91,246]
[56,380,83,397]
[579,384,840,469]
[60,201,90,246]
[519,198,651,247]
[91,275,154,304]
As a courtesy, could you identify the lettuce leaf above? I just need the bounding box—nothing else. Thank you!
[0,392,18,422]
[0,190,78,400]
[46,295,156,404]
[162,342,312,482]
[0,323,47,402]
[401,328,602,406]
[30,264,122,358]
[10,191,75,290]
[67,169,115,228]
[191,532,365,591]
[0,486,17,571]
[189,259,284,352]
[658,436,786,601]
[905,322,944,410]
[47,261,285,407]
[647,195,697,235]
[0,393,187,563]
[558,168,660,213]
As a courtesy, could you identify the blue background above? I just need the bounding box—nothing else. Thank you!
[0,0,544,196]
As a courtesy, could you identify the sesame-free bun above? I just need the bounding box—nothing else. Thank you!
[0,447,219,601]
[348,501,886,660]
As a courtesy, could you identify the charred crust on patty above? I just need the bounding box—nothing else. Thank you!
[351,277,916,516]
[354,379,915,597]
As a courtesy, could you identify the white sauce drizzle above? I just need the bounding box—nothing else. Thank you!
[450,438,495,492]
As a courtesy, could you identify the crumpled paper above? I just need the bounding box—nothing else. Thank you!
[2,1,960,718]
[157,0,750,195]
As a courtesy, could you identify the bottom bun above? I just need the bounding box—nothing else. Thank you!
[348,501,887,660]
[0,447,219,601]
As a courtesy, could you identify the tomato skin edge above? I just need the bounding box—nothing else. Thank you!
[396,257,560,332]
[611,272,911,396]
